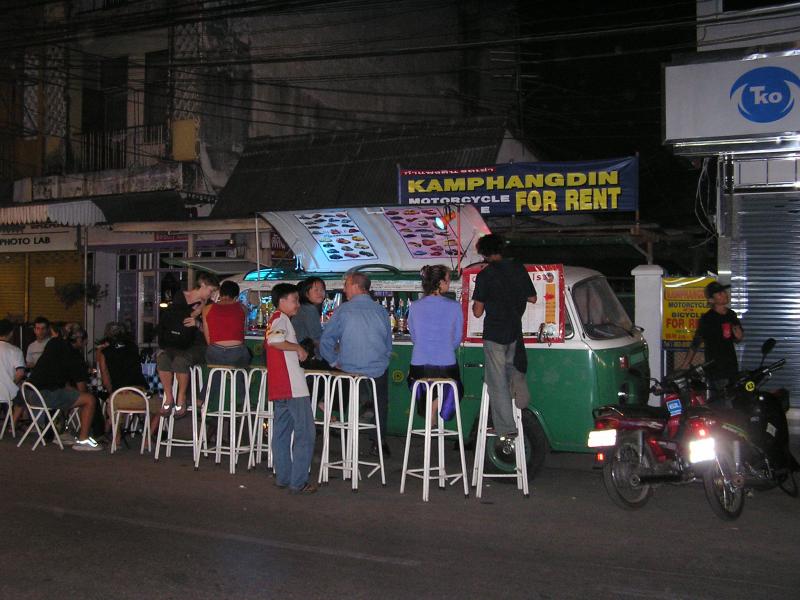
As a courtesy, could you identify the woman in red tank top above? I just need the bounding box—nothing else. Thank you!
[202,281,250,370]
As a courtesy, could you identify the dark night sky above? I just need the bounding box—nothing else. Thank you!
[517,0,701,230]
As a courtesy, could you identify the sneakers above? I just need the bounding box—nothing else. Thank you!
[289,482,318,495]
[58,432,76,446]
[369,440,391,458]
[72,437,103,452]
[499,433,518,456]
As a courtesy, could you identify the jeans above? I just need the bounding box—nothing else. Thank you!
[273,397,315,491]
[204,345,251,406]
[483,340,517,436]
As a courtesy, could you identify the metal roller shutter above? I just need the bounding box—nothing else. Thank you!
[730,193,800,408]
[28,251,84,323]
[0,254,25,320]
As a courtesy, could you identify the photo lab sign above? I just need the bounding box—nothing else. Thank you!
[0,224,78,253]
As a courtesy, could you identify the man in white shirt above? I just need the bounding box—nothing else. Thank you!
[0,320,25,427]
[26,316,51,368]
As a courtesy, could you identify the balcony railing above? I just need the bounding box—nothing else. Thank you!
[70,124,167,173]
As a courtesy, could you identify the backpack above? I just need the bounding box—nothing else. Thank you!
[157,302,195,349]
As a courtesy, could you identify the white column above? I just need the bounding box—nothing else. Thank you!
[631,264,664,405]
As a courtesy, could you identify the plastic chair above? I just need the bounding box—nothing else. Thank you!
[16,382,78,451]
[109,387,152,455]
[400,378,470,502]
[319,372,386,491]
[471,383,529,498]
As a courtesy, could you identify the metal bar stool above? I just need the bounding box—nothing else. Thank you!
[319,372,386,491]
[400,378,470,502]
[196,366,253,475]
[471,382,529,499]
[154,365,201,464]
[248,367,272,470]
[305,369,332,428]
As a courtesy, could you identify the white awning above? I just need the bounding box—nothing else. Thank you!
[0,200,106,225]
[0,200,106,226]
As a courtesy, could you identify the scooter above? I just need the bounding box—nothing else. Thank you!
[588,363,713,510]
[694,339,798,521]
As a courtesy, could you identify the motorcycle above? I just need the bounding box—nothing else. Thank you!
[695,339,798,520]
[587,362,712,510]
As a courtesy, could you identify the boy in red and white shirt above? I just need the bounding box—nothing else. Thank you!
[265,283,317,494]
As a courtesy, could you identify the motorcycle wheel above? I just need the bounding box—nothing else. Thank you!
[778,471,798,498]
[703,445,745,521]
[602,438,654,510]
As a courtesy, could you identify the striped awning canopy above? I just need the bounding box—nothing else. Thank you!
[0,200,106,226]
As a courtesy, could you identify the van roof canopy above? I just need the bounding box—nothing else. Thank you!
[261,205,490,274]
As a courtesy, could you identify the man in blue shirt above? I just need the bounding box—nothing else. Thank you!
[320,271,393,456]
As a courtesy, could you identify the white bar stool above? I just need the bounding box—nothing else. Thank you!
[471,383,529,499]
[306,369,332,427]
[400,378,469,502]
[196,366,253,475]
[154,365,201,464]
[109,386,152,455]
[319,372,386,491]
[248,367,272,469]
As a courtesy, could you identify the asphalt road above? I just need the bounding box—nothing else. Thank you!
[2,432,799,600]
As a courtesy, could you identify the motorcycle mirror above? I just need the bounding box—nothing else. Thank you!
[761,338,776,356]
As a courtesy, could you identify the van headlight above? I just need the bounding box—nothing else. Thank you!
[688,437,716,463]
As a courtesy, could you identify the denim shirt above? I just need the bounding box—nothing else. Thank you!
[319,294,392,378]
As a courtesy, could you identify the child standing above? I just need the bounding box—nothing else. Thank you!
[265,283,317,494]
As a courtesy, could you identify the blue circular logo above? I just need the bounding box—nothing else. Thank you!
[729,66,800,123]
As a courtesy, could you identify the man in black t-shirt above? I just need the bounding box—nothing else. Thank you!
[12,323,101,451]
[471,234,537,440]
[682,281,743,404]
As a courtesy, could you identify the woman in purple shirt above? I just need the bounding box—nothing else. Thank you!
[407,265,464,421]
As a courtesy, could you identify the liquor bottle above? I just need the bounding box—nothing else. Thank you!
[396,299,406,334]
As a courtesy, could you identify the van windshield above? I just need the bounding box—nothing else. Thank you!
[572,276,632,340]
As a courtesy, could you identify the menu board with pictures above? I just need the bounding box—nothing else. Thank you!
[383,207,460,259]
[296,210,377,261]
[461,263,566,344]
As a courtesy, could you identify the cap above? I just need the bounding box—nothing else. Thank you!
[704,281,731,299]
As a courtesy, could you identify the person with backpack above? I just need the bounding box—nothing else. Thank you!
[156,272,219,417]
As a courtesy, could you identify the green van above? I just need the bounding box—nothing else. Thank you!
[229,263,649,478]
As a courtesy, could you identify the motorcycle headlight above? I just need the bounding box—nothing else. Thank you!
[587,428,617,448]
[688,437,716,463]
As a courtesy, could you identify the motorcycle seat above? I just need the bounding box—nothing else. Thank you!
[618,404,670,420]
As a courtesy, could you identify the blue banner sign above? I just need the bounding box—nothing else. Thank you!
[398,156,638,215]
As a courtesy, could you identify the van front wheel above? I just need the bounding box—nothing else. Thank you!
[484,410,549,479]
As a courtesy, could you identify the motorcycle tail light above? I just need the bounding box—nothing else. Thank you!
[619,355,629,370]
[687,418,709,437]
[596,452,605,463]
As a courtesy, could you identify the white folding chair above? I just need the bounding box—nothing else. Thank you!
[16,382,78,451]
[0,396,14,439]
[109,387,152,455]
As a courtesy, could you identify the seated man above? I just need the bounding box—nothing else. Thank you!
[0,319,25,432]
[156,272,219,417]
[12,322,101,451]
[97,322,160,446]
[26,315,51,369]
